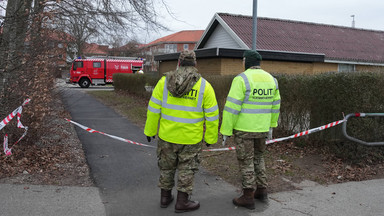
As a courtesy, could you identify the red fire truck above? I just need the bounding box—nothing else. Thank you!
[68,57,144,88]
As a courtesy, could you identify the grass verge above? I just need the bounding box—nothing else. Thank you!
[88,90,147,128]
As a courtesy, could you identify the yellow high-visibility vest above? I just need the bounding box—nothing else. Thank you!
[220,68,281,136]
[144,76,219,144]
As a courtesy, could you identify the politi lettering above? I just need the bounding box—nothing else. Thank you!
[253,88,273,96]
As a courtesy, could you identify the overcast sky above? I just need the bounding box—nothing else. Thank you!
[146,0,384,43]
[1,0,383,44]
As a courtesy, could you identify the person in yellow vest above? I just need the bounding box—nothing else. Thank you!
[220,50,281,209]
[144,50,219,213]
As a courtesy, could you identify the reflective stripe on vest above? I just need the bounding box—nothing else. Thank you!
[161,113,204,124]
[148,105,160,113]
[232,72,279,115]
[161,78,207,123]
[225,106,278,115]
[274,78,279,90]
[226,96,279,106]
[148,96,162,113]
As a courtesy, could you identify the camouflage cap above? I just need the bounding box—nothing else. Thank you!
[179,50,196,62]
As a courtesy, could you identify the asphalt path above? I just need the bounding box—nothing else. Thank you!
[60,85,255,216]
[59,82,384,216]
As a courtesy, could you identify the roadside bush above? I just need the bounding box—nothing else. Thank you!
[114,70,384,163]
[204,75,235,112]
[275,71,384,163]
[113,73,156,98]
[306,71,384,162]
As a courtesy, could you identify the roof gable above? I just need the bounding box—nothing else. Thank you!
[204,24,242,49]
[197,13,384,64]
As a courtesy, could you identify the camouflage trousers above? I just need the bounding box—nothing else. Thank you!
[234,130,268,189]
[157,138,202,194]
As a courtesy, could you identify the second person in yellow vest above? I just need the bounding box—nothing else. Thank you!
[220,50,281,209]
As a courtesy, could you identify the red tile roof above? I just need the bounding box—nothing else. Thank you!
[218,13,384,63]
[146,30,204,47]
[84,43,109,55]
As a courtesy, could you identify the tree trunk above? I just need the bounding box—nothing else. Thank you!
[0,0,33,102]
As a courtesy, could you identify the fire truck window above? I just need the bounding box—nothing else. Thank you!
[93,62,102,68]
[74,61,83,70]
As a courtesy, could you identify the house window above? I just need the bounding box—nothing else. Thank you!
[93,62,102,68]
[338,64,355,72]
[164,44,177,53]
[57,43,63,48]
[183,44,189,50]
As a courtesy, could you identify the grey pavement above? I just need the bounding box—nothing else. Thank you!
[1,80,384,216]
[0,184,105,216]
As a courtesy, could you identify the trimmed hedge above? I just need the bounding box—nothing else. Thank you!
[114,71,384,162]
[113,73,158,98]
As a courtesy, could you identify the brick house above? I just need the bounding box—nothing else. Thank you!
[48,33,70,68]
[83,43,109,57]
[142,30,204,73]
[156,13,384,75]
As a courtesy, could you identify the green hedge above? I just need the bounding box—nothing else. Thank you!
[277,71,384,162]
[113,73,158,98]
[114,71,384,162]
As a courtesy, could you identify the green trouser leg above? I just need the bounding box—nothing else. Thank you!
[234,130,268,189]
[157,139,201,194]
[254,137,267,188]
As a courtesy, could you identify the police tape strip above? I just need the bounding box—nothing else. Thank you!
[204,119,346,151]
[66,117,346,152]
[1,99,30,156]
[265,119,346,145]
[65,118,156,148]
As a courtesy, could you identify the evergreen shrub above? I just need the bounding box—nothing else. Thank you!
[114,71,384,162]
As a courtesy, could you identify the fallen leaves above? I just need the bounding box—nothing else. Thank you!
[0,93,92,187]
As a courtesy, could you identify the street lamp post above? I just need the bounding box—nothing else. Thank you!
[252,0,258,50]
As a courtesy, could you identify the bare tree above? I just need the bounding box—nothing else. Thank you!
[0,0,168,94]
[62,12,98,59]
[0,0,169,144]
[0,0,33,90]
[51,0,167,58]
[108,39,143,57]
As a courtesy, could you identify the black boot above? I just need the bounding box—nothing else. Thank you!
[254,187,268,201]
[233,188,255,209]
[174,191,200,213]
[160,189,174,208]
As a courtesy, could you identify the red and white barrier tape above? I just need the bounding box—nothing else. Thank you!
[66,118,346,152]
[265,119,346,145]
[65,118,155,148]
[3,135,11,156]
[1,99,30,156]
[198,119,346,152]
